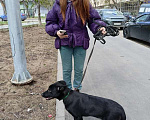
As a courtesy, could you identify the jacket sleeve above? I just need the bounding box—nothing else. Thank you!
[45,3,60,37]
[88,5,106,34]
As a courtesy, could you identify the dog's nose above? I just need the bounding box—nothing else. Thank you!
[41,93,43,96]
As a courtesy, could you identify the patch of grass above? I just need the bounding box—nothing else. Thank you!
[34,16,46,19]
[0,21,8,25]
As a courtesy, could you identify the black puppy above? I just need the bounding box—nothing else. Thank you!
[42,81,126,120]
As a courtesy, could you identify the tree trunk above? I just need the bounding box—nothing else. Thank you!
[0,0,7,15]
[112,0,118,10]
[22,0,30,18]
[137,0,141,14]
[105,0,111,8]
[94,0,96,8]
[37,3,42,25]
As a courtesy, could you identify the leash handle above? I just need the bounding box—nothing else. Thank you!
[93,18,119,37]
[99,39,106,44]
[93,30,106,44]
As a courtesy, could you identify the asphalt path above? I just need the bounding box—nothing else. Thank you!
[65,30,150,120]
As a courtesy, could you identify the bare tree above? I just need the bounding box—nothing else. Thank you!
[21,0,30,17]
[112,0,118,10]
[105,0,111,8]
[105,0,118,9]
[32,0,55,25]
[0,0,7,15]
[41,0,54,11]
[93,0,96,8]
[32,0,42,25]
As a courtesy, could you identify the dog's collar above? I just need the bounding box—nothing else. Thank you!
[63,91,70,100]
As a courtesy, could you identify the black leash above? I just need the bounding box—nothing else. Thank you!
[76,32,105,89]
[76,20,119,89]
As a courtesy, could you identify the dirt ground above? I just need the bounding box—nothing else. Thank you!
[0,26,57,120]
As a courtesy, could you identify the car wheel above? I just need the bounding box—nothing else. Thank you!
[0,18,3,22]
[123,27,130,39]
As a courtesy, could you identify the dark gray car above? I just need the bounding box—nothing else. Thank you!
[97,9,126,29]
[123,12,150,43]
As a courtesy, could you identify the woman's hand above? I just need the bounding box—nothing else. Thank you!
[57,30,68,39]
[98,27,107,35]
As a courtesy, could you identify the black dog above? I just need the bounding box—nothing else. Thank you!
[42,81,126,120]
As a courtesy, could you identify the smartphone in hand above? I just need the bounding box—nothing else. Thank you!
[59,30,67,35]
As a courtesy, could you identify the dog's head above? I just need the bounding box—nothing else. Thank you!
[41,80,67,100]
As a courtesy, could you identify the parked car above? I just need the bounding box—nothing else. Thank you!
[123,12,133,21]
[0,15,7,21]
[123,12,150,43]
[0,13,27,21]
[138,4,150,16]
[96,9,126,29]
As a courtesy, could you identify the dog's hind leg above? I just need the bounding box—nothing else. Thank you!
[74,117,83,120]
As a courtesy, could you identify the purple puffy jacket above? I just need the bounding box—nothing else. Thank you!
[45,0,106,49]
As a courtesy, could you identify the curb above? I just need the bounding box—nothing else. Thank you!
[55,50,65,120]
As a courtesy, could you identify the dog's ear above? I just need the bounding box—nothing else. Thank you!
[57,86,65,91]
[56,80,67,91]
[58,80,66,86]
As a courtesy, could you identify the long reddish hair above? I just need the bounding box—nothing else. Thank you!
[59,0,90,25]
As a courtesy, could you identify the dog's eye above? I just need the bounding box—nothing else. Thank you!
[48,90,51,93]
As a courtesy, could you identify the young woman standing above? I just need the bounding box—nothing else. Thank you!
[45,0,106,91]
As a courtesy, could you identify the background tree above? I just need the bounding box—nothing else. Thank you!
[0,0,6,15]
[93,0,96,8]
[21,0,30,17]
[0,0,54,24]
[32,0,41,25]
[105,0,111,8]
[105,0,118,9]
[111,0,118,10]
[32,0,54,25]
[41,0,54,11]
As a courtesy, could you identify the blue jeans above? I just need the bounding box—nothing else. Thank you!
[60,46,86,90]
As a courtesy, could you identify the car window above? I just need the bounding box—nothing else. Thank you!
[145,8,150,12]
[136,15,149,22]
[139,7,145,12]
[146,16,150,22]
